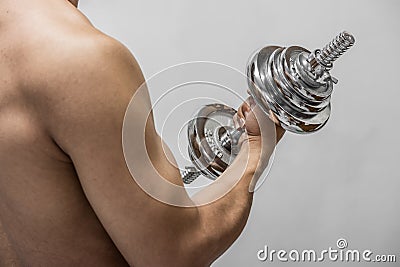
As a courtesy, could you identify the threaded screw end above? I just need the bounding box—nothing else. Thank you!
[181,167,201,184]
[314,31,355,69]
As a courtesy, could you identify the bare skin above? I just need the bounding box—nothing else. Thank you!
[0,0,284,266]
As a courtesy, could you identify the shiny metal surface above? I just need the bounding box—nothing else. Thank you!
[247,31,355,133]
[182,31,355,183]
[182,104,238,183]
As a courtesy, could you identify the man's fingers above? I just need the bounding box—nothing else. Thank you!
[268,110,285,143]
[236,99,251,120]
[276,125,285,143]
[235,95,285,143]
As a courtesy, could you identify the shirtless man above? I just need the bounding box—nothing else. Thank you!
[0,0,284,266]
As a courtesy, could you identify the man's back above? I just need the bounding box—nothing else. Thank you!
[0,1,129,265]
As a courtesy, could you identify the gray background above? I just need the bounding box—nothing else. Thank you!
[80,0,399,266]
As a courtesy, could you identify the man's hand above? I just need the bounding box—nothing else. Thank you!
[236,97,285,142]
[233,97,285,190]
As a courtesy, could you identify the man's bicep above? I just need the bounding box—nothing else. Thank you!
[44,40,191,264]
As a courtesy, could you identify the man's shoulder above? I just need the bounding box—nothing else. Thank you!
[26,25,146,134]
[21,25,142,103]
[16,23,145,140]
[25,29,132,88]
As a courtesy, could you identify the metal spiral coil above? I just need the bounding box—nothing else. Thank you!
[315,31,355,70]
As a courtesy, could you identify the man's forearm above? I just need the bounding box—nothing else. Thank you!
[177,139,267,266]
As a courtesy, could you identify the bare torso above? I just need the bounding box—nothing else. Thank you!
[0,1,129,266]
[0,1,283,266]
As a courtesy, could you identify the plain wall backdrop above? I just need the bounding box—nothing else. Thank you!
[80,1,399,266]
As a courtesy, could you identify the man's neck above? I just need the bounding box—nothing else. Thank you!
[0,0,78,12]
[0,0,82,29]
[69,0,79,7]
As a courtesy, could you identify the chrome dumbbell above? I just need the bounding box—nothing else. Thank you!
[182,31,355,184]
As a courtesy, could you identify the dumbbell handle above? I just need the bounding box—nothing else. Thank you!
[182,126,245,184]
[220,127,245,148]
